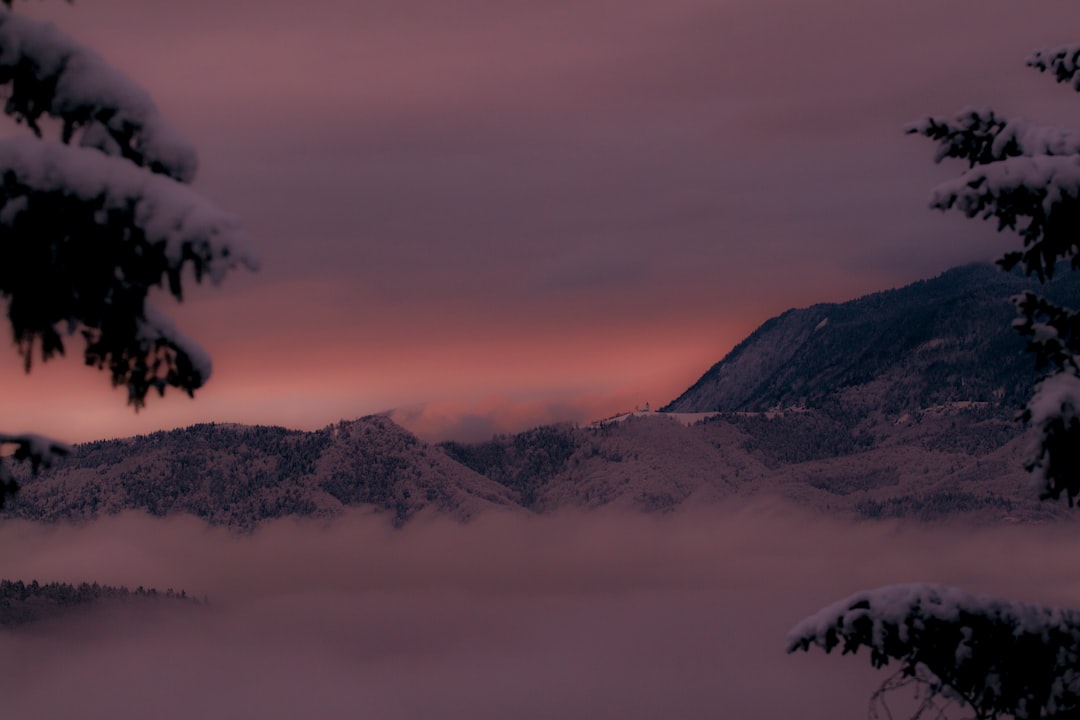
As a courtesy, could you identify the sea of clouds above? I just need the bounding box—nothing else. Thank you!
[0,504,1077,719]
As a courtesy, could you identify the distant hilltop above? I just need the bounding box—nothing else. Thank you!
[588,410,721,428]
[665,263,1080,416]
[8,263,1075,527]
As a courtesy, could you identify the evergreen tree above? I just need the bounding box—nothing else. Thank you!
[0,2,256,503]
[789,43,1080,720]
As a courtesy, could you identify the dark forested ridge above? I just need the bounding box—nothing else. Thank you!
[664,264,1080,416]
[5,265,1073,526]
[438,409,1058,522]
[10,408,1043,525]
[439,264,1077,522]
[0,579,197,627]
[6,417,518,528]
[439,424,582,509]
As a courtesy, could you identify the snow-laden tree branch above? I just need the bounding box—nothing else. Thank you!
[0,3,256,507]
[1029,43,1080,90]
[0,433,68,508]
[914,66,1080,509]
[794,38,1080,720]
[1023,370,1080,503]
[928,154,1080,279]
[0,137,256,404]
[0,7,197,181]
[788,584,1080,720]
[1008,292,1080,502]
[907,108,1080,168]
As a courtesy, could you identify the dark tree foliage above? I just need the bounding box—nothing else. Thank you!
[792,42,1080,720]
[439,423,581,508]
[856,491,1015,522]
[789,585,1080,720]
[6,423,335,528]
[0,3,253,506]
[715,412,872,467]
[907,51,1080,503]
[0,578,198,627]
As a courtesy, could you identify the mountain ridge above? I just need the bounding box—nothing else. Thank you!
[6,263,1076,527]
[664,263,1080,416]
[6,416,521,528]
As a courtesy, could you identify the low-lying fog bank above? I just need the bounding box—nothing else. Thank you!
[0,505,1077,719]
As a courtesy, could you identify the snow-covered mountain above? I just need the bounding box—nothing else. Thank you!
[6,264,1074,526]
[7,416,518,527]
[665,263,1080,416]
[442,408,1055,522]
[444,263,1080,522]
[11,406,1050,526]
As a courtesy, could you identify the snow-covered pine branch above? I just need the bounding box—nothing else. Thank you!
[928,154,1080,280]
[1029,43,1080,91]
[1008,292,1080,502]
[0,3,255,506]
[911,51,1080,512]
[1012,292,1080,374]
[796,36,1080,720]
[788,584,1080,720]
[0,433,69,472]
[1024,370,1080,504]
[0,7,197,181]
[0,136,257,405]
[0,432,69,508]
[906,108,1080,168]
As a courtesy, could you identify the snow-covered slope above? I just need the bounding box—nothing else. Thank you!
[441,409,1059,522]
[664,264,1080,416]
[6,417,520,528]
[5,403,1060,526]
[533,414,765,513]
[7,265,1074,527]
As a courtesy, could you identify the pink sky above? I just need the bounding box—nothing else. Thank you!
[2,0,1080,443]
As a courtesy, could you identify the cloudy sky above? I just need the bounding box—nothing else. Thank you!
[3,0,1080,443]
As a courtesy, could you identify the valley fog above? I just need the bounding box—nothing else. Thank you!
[0,506,1078,719]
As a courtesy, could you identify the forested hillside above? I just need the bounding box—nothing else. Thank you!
[6,417,518,527]
[665,264,1080,416]
[0,579,196,627]
[6,265,1072,527]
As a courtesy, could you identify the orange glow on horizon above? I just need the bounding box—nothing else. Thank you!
[0,301,757,444]
[0,0,1059,445]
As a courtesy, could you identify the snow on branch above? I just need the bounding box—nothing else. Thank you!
[1029,43,1080,91]
[1023,370,1080,504]
[0,433,70,471]
[0,136,257,281]
[929,154,1080,280]
[788,584,1080,720]
[907,107,1080,168]
[0,136,257,404]
[0,432,69,508]
[124,301,214,400]
[1011,292,1080,374]
[908,87,1080,507]
[0,8,197,182]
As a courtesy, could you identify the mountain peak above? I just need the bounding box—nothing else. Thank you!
[664,264,1080,415]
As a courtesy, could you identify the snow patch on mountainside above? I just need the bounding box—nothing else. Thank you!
[588,411,723,428]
